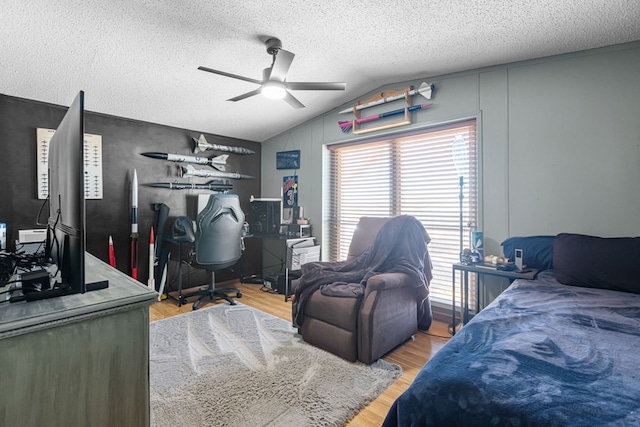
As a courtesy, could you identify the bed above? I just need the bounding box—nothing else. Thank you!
[383,233,640,426]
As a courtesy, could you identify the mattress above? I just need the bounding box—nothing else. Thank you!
[383,270,640,426]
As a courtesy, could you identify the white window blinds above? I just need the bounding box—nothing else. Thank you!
[328,120,478,307]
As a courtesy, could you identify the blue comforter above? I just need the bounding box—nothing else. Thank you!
[383,271,640,426]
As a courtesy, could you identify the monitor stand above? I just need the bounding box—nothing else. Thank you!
[13,280,109,303]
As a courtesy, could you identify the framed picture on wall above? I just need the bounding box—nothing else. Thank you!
[276,150,300,169]
[283,175,298,208]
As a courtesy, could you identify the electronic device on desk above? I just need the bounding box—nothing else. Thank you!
[197,194,212,215]
[12,91,108,304]
[514,248,524,270]
[17,229,47,255]
[247,197,282,235]
[510,249,531,273]
[496,262,531,274]
[496,263,517,271]
[0,252,53,302]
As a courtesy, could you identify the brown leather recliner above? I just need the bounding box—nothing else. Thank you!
[291,216,432,364]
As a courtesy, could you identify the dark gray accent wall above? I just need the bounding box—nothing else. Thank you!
[0,95,262,288]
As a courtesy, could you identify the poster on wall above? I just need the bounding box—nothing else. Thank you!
[276,150,300,169]
[36,128,104,200]
[283,176,298,208]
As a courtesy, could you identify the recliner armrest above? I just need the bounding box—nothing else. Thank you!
[359,272,419,363]
[365,272,413,293]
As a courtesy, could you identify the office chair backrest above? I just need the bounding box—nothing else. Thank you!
[195,194,245,268]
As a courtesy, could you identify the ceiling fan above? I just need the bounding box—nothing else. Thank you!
[198,37,346,109]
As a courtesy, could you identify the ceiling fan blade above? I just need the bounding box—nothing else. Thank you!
[285,82,346,91]
[268,49,295,82]
[283,91,305,109]
[227,88,262,102]
[198,66,262,85]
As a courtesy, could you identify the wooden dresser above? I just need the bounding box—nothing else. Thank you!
[0,253,157,426]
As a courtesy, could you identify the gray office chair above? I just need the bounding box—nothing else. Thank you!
[171,193,244,310]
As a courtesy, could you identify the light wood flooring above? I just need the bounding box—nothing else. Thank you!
[150,280,451,426]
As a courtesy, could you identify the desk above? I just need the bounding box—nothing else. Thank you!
[242,233,317,301]
[0,253,157,426]
[240,233,292,285]
[451,263,539,335]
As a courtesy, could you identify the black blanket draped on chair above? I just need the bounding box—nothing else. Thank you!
[292,215,433,330]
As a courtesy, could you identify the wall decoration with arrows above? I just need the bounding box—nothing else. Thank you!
[338,104,431,133]
[337,82,434,134]
[36,128,104,199]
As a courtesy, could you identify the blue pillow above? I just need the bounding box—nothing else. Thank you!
[501,235,556,270]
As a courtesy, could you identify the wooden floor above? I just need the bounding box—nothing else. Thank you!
[150,280,451,426]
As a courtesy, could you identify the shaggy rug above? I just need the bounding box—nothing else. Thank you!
[149,303,402,427]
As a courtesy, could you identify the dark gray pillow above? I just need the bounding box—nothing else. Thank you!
[553,233,640,294]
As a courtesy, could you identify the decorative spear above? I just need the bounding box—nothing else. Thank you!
[337,82,434,114]
[338,103,431,133]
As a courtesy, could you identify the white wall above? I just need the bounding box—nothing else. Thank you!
[261,42,640,260]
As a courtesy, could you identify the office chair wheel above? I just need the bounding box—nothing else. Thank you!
[192,298,204,310]
[236,292,242,298]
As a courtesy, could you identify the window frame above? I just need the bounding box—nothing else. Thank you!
[324,116,482,312]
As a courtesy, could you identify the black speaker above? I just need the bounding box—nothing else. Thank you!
[277,271,302,296]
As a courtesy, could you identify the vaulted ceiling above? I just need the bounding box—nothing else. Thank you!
[3,1,639,142]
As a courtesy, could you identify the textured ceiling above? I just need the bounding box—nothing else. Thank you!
[2,0,639,142]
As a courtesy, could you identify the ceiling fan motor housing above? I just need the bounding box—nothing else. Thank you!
[265,37,283,55]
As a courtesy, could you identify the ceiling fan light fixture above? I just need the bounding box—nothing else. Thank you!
[261,81,286,99]
[198,37,344,108]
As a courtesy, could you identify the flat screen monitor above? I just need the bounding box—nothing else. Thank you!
[32,91,108,301]
[46,91,86,293]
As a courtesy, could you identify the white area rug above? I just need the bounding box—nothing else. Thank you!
[149,303,401,427]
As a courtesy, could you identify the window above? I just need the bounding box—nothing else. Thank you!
[327,120,478,308]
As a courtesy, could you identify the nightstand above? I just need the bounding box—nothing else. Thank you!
[451,263,539,335]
